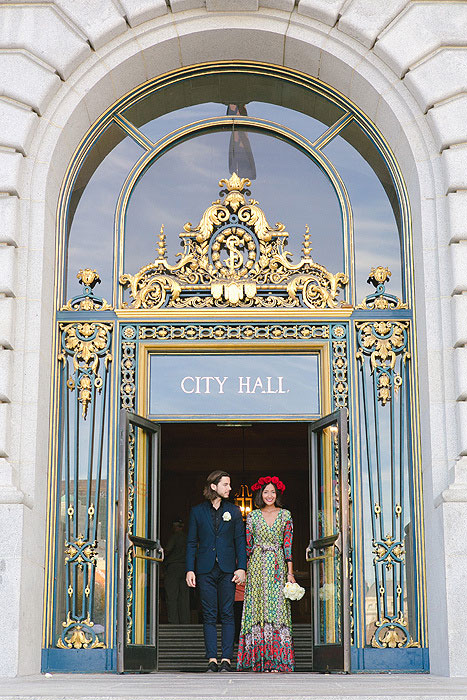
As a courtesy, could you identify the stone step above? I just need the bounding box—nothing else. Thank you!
[0,672,462,700]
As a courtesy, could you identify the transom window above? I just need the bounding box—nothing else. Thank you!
[63,66,407,308]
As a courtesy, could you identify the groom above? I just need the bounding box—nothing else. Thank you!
[186,470,246,672]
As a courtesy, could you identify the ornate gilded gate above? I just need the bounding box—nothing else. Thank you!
[42,62,428,674]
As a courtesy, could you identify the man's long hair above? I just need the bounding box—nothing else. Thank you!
[203,470,230,501]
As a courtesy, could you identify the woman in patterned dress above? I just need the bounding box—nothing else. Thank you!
[237,476,295,672]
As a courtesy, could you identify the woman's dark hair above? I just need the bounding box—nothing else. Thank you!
[203,470,230,501]
[254,482,283,509]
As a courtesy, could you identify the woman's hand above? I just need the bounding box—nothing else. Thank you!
[287,573,296,584]
[232,569,246,585]
[186,571,196,588]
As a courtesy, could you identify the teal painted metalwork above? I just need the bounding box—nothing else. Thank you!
[54,278,113,651]
[44,63,427,673]
[355,280,419,651]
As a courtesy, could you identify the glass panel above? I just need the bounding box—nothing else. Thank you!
[128,422,157,647]
[55,338,110,646]
[65,122,143,301]
[356,322,415,647]
[121,73,345,142]
[314,425,341,645]
[323,122,402,302]
[124,129,344,284]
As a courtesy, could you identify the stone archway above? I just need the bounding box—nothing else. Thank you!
[0,4,462,677]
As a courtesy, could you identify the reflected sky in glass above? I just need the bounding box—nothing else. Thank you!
[124,128,344,280]
[135,101,330,147]
[66,97,403,305]
[323,129,402,302]
[66,126,143,301]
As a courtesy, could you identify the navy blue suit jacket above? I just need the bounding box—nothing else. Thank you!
[185,500,247,575]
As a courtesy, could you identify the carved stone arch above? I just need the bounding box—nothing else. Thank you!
[3,6,452,678]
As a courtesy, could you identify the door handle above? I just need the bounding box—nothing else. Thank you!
[305,538,336,563]
[132,549,164,564]
[306,551,335,563]
[128,536,164,563]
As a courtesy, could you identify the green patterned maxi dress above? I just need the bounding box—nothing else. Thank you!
[237,508,294,672]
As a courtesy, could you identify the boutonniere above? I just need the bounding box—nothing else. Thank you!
[222,511,232,521]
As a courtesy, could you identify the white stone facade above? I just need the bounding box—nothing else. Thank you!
[0,0,466,678]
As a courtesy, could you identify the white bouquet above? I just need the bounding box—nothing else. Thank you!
[283,581,305,601]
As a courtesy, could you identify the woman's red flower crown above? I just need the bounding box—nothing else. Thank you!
[251,475,285,493]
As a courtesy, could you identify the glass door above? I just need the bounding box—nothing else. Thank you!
[307,408,350,671]
[117,410,163,672]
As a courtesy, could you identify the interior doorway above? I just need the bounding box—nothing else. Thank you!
[157,422,312,670]
[118,410,349,673]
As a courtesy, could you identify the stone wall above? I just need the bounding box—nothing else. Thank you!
[0,0,466,677]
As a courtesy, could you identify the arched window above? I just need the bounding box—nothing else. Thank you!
[63,68,406,308]
[45,63,426,675]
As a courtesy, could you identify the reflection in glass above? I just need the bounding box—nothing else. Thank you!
[121,72,345,143]
[124,129,344,283]
[314,426,341,645]
[55,351,110,644]
[66,122,143,301]
[323,123,402,302]
[357,353,414,646]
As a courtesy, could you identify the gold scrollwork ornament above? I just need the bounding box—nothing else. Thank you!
[357,266,407,311]
[64,534,98,567]
[57,613,104,649]
[373,534,404,570]
[120,174,348,309]
[371,617,419,649]
[59,322,113,418]
[356,320,409,405]
[61,269,112,311]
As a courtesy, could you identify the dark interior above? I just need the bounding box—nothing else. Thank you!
[158,422,311,626]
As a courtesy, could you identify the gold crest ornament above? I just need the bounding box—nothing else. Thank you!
[120,174,348,310]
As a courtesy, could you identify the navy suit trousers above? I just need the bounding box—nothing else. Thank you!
[197,562,235,660]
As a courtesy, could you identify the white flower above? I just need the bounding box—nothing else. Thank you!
[222,511,232,521]
[283,582,305,601]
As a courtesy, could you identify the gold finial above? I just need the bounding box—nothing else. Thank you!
[77,269,101,289]
[219,172,251,192]
[302,225,313,258]
[368,266,391,287]
[157,225,167,259]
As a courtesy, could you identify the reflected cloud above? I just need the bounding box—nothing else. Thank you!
[67,102,403,303]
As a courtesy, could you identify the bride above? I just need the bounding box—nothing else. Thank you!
[237,476,295,673]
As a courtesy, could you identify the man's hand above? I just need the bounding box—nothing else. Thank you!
[232,569,246,585]
[186,571,196,587]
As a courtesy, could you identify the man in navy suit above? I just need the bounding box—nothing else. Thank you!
[186,470,246,672]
